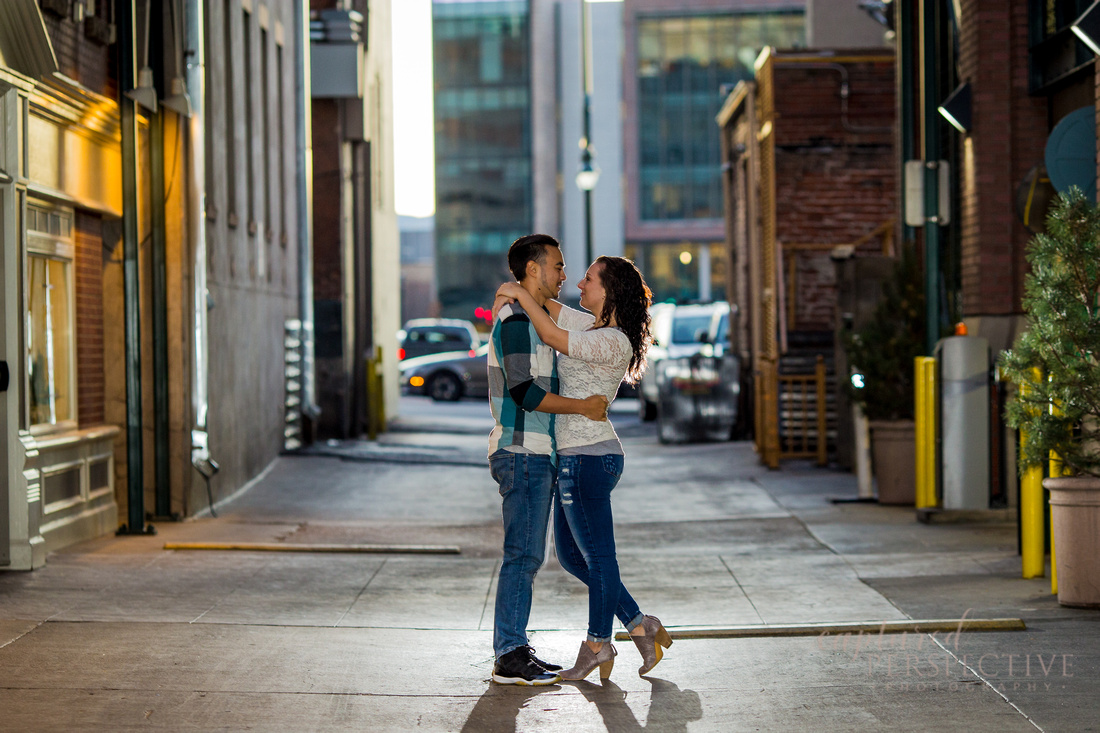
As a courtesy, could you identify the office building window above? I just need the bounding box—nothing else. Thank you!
[433,2,532,317]
[26,203,77,431]
[637,11,804,221]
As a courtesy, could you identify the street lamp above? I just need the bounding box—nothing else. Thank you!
[575,0,598,268]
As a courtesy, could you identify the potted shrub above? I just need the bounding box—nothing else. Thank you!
[842,246,925,504]
[1000,188,1100,608]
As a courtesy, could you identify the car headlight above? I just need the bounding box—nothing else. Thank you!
[409,376,425,387]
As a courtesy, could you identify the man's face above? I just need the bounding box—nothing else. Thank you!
[533,247,566,300]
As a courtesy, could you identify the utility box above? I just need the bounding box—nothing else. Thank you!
[938,335,990,510]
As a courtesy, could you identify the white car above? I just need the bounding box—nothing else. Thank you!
[639,302,731,420]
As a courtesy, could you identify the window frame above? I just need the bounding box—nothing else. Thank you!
[25,200,78,435]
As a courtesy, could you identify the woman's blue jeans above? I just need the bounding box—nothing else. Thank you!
[554,453,643,642]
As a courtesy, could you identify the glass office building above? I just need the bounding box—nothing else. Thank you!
[627,8,804,303]
[636,11,803,222]
[433,0,532,318]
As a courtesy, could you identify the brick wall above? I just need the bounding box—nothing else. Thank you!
[74,211,105,427]
[957,0,1046,317]
[41,9,115,98]
[772,58,897,331]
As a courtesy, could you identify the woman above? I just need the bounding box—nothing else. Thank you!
[495,256,673,681]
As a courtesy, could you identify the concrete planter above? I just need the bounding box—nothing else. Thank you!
[1043,476,1100,609]
[869,419,916,505]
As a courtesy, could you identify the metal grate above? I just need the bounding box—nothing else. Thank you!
[283,320,303,451]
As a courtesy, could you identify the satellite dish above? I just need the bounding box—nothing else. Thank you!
[1044,106,1097,201]
[1014,164,1057,234]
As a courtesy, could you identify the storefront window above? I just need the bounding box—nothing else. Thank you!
[26,203,76,431]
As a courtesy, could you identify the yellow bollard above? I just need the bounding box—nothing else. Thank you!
[1019,369,1045,579]
[914,357,938,509]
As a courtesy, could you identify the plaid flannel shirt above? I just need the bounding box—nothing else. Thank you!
[487,303,558,459]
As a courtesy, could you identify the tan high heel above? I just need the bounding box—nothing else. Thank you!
[631,615,673,675]
[560,641,617,681]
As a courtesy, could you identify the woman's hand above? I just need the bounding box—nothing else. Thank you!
[496,282,527,304]
[491,292,515,321]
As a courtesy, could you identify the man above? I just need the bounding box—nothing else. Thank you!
[488,234,608,686]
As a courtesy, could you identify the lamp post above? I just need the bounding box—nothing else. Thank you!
[574,0,599,267]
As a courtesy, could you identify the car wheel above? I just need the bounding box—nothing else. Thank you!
[639,398,657,422]
[428,372,463,402]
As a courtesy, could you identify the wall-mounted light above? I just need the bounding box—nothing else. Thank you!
[126,66,158,112]
[1072,0,1100,56]
[938,81,971,134]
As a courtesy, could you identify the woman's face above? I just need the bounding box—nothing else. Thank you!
[578,261,607,313]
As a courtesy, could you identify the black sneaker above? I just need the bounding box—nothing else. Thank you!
[492,647,561,685]
[524,645,562,672]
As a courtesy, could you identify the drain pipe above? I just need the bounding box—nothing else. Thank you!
[116,0,151,536]
[182,0,218,490]
[295,0,320,435]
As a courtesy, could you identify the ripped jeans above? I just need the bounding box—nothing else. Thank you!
[554,453,644,643]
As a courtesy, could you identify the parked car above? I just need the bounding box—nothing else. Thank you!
[638,302,731,421]
[400,344,490,401]
[397,318,481,361]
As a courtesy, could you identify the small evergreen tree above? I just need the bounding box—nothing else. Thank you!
[842,245,926,421]
[1000,188,1100,477]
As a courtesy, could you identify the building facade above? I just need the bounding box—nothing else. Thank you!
[4,0,397,570]
[310,1,400,440]
[622,0,806,304]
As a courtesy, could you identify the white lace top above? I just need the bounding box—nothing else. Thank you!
[555,304,632,454]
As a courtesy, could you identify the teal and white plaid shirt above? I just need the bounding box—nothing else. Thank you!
[487,303,558,460]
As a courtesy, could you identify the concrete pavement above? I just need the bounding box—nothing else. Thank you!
[1,398,1097,731]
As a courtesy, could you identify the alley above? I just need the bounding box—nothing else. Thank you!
[0,398,1096,731]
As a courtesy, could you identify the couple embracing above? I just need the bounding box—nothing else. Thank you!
[487,234,672,686]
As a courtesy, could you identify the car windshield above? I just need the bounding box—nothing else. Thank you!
[671,314,713,344]
[715,313,729,344]
[407,328,468,345]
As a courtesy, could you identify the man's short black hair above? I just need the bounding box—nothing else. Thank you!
[507,234,561,282]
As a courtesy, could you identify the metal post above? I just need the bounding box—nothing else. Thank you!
[815,355,827,466]
[1020,368,1045,578]
[295,0,319,434]
[117,0,152,535]
[580,0,593,267]
[151,110,171,519]
[897,0,917,245]
[915,356,938,509]
[920,0,941,355]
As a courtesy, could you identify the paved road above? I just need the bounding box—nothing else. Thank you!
[0,398,1096,731]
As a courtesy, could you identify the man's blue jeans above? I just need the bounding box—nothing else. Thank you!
[490,451,556,659]
[554,453,643,643]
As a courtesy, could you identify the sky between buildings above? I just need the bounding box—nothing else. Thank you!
[392,0,623,218]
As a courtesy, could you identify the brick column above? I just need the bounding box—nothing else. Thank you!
[957,0,1046,318]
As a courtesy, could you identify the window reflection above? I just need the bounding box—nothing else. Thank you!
[28,255,75,427]
[433,2,532,318]
[637,11,804,222]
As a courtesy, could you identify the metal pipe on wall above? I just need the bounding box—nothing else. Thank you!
[151,105,170,519]
[295,0,319,432]
[920,0,942,356]
[182,0,218,489]
[116,0,149,535]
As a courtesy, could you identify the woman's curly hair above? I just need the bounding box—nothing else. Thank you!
[592,256,652,384]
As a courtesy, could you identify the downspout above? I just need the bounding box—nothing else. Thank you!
[295,0,319,433]
[116,0,150,535]
[183,0,219,486]
[898,0,918,246]
[920,0,942,355]
[151,107,170,518]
